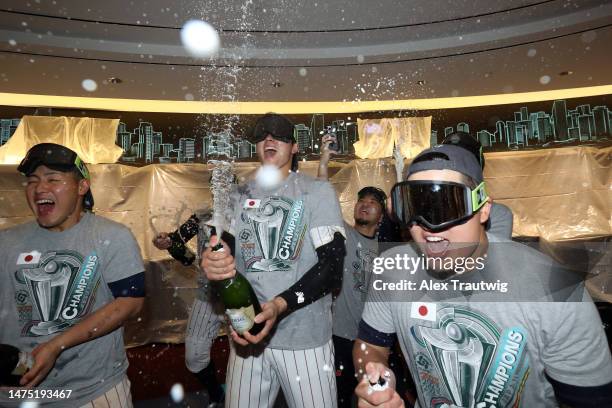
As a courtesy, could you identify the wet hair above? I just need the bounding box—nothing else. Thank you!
[291,154,299,172]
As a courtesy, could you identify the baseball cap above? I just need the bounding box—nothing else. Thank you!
[251,113,296,143]
[358,186,387,209]
[392,144,489,231]
[407,144,483,184]
[441,131,485,169]
[18,143,94,210]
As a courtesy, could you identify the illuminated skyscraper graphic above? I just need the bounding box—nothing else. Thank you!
[310,113,325,151]
[438,99,610,151]
[0,119,20,146]
[552,100,569,141]
[178,138,195,163]
[294,123,312,154]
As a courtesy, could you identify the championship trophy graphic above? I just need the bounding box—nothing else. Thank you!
[414,307,498,408]
[16,252,82,336]
[248,202,288,272]
[420,322,485,407]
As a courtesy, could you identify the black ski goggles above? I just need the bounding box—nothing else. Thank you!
[391,180,488,231]
[251,115,296,144]
[18,143,90,180]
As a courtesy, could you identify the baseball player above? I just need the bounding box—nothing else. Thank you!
[201,113,347,408]
[354,144,612,407]
[152,209,226,406]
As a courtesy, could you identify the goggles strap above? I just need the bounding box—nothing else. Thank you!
[471,181,488,212]
[74,157,90,180]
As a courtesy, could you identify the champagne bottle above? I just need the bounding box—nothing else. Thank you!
[0,344,33,386]
[167,231,196,266]
[211,243,265,336]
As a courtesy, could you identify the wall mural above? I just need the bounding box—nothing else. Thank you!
[1,98,610,165]
[432,99,612,150]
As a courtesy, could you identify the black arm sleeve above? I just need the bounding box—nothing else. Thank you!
[546,373,612,407]
[357,319,395,348]
[108,272,146,298]
[166,214,200,265]
[170,213,201,244]
[277,232,346,313]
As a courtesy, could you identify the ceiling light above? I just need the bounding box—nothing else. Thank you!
[416,80,426,86]
[271,81,282,88]
[108,77,122,84]
[3,85,611,114]
[559,71,573,76]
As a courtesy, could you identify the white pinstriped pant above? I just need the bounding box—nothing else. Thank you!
[79,375,132,408]
[225,340,338,408]
[185,297,224,372]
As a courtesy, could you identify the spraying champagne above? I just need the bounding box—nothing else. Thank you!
[0,344,33,386]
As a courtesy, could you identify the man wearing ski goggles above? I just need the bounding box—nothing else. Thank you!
[355,144,612,408]
[390,144,491,262]
[391,175,488,232]
[391,144,488,233]
[18,142,94,210]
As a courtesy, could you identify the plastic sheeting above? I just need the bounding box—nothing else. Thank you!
[0,116,123,164]
[354,117,431,159]
[0,145,609,345]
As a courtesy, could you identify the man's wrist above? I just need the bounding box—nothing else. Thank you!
[273,296,288,314]
[47,336,67,355]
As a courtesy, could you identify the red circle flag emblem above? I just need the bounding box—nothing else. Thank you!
[24,255,33,262]
[418,305,428,316]
[249,200,255,206]
[411,302,437,321]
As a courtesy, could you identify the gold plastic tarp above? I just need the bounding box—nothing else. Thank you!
[0,115,123,164]
[0,145,609,345]
[354,117,431,159]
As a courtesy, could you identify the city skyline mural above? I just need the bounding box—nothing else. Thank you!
[1,96,610,165]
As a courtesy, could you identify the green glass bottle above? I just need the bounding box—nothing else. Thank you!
[212,244,265,336]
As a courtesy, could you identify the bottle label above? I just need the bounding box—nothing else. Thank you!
[12,351,33,376]
[226,306,256,334]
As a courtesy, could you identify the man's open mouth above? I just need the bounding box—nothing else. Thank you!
[36,198,55,216]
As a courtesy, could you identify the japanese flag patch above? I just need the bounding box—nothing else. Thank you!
[410,302,437,322]
[244,199,261,209]
[16,250,41,265]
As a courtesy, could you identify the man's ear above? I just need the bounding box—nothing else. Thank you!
[78,178,90,197]
[291,143,298,154]
[479,199,492,224]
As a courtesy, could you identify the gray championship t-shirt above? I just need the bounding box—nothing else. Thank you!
[332,223,378,341]
[361,234,612,408]
[0,213,145,407]
[229,172,345,349]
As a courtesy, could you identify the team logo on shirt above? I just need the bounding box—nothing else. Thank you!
[240,196,306,272]
[351,245,377,298]
[410,305,529,408]
[13,250,101,336]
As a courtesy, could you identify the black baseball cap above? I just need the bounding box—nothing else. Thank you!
[251,113,296,143]
[358,186,387,209]
[407,144,484,184]
[18,143,94,210]
[441,131,485,169]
